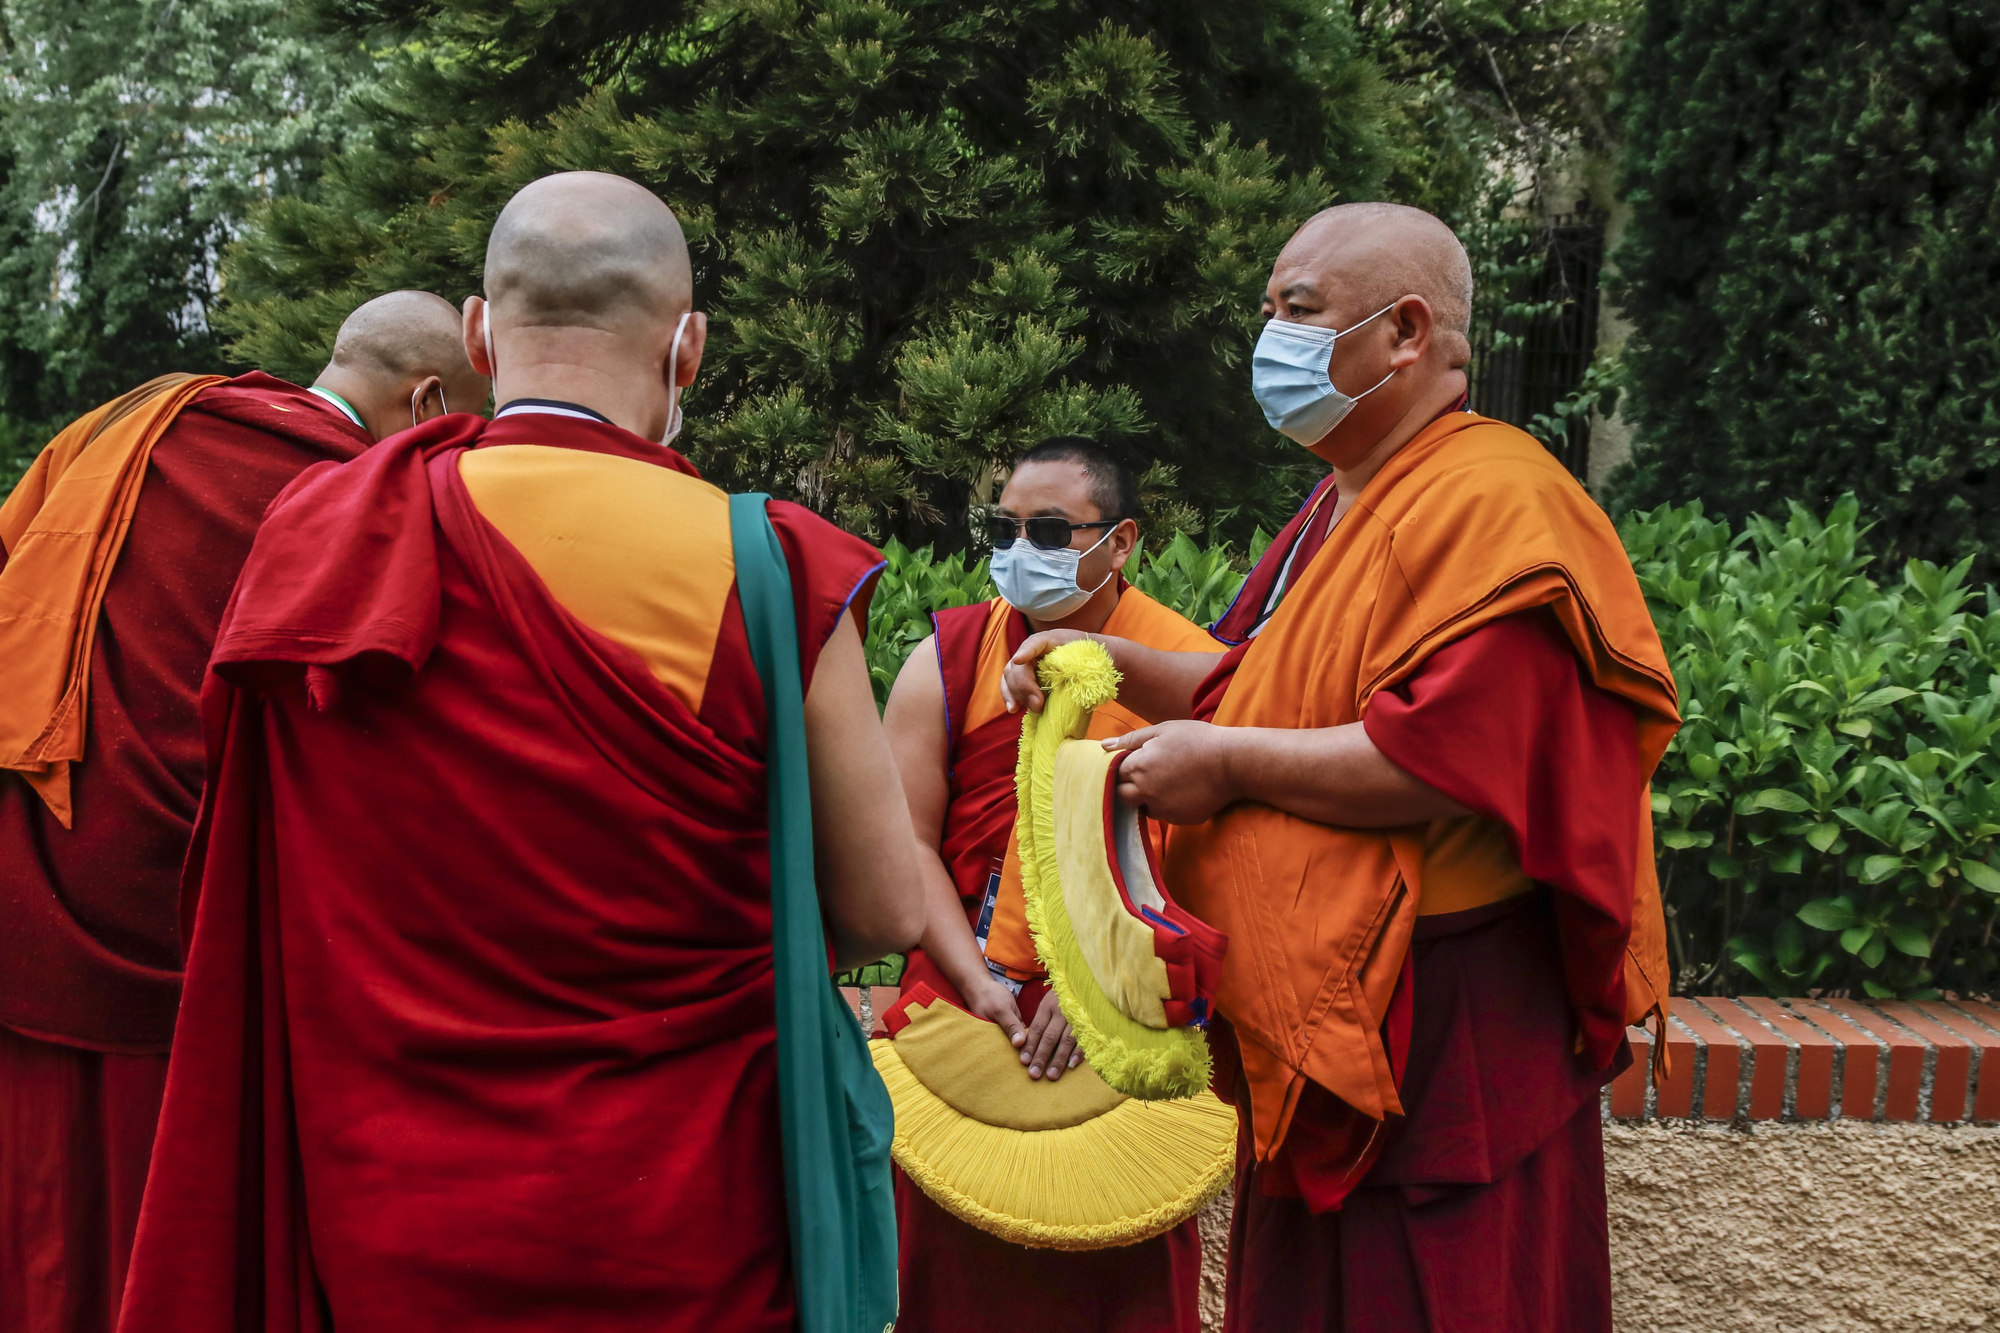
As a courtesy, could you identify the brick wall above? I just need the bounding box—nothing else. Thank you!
[1608,997,2000,1125]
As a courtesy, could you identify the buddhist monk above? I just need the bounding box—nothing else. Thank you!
[116,171,926,1333]
[881,438,1218,1333]
[0,290,484,1333]
[1000,203,1680,1330]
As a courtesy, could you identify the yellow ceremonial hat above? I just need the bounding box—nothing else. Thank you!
[1014,639,1229,1102]
[871,990,1235,1250]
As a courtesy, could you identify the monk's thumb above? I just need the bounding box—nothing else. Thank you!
[1103,727,1156,752]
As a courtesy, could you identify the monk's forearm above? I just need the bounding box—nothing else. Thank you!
[914,846,991,996]
[1097,641,1223,723]
[1219,722,1468,827]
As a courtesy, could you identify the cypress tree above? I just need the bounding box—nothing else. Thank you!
[1610,0,2000,573]
[221,0,1387,541]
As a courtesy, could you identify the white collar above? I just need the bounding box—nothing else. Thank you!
[306,385,365,428]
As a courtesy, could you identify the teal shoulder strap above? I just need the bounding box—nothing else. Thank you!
[728,493,899,1333]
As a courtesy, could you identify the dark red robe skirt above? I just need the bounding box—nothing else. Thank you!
[1214,610,1644,1332]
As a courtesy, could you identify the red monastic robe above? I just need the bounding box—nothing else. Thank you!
[892,592,1216,1333]
[115,409,883,1333]
[1185,414,1675,1332]
[0,374,367,1333]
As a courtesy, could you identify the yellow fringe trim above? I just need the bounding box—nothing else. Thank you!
[1017,639,1215,1101]
[873,1039,1237,1251]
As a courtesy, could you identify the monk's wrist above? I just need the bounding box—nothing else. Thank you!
[1211,724,1255,806]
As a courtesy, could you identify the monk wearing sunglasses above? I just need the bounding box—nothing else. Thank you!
[881,438,1217,1333]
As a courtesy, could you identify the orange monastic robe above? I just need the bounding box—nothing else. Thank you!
[1165,412,1679,1166]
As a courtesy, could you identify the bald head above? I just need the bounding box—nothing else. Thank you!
[315,290,488,441]
[1277,203,1473,364]
[484,172,691,334]
[329,291,472,384]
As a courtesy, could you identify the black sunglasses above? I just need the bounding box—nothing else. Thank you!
[986,514,1119,551]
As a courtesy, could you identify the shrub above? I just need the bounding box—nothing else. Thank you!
[1624,497,1999,998]
[864,499,2000,998]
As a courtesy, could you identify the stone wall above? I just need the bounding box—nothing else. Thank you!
[1608,1120,2000,1332]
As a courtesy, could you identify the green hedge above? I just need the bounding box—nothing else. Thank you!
[867,501,2000,999]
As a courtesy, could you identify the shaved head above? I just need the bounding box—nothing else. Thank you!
[314,289,488,440]
[1278,203,1473,362]
[484,172,691,334]
[330,290,474,385]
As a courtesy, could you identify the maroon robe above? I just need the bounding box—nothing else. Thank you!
[890,599,1203,1333]
[116,411,883,1332]
[1201,503,1643,1330]
[0,374,366,1333]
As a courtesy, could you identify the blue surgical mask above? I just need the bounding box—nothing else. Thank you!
[1250,304,1396,446]
[990,527,1116,621]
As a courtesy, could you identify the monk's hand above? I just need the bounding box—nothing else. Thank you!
[1000,629,1090,715]
[963,975,1028,1049]
[1020,988,1082,1080]
[1104,721,1241,825]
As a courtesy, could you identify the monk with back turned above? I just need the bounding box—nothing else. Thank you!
[117,172,925,1332]
[1004,203,1680,1330]
[0,291,484,1333]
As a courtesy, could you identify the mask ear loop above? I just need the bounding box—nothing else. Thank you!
[410,383,450,429]
[482,301,497,385]
[1076,522,1122,598]
[661,312,692,445]
[1331,300,1401,403]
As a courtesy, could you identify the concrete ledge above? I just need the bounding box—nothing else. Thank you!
[1608,998,2000,1124]
[1608,1120,2000,1331]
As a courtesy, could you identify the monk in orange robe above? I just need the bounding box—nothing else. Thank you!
[116,172,926,1333]
[881,438,1219,1333]
[1002,203,1680,1330]
[0,291,485,1333]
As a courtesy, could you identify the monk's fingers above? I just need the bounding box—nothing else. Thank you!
[1024,991,1071,1078]
[1000,662,1044,715]
[1027,1013,1068,1080]
[1047,1027,1080,1078]
[1020,994,1058,1071]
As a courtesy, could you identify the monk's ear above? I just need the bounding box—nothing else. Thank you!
[1106,516,1140,572]
[1387,295,1434,370]
[670,311,709,387]
[463,296,495,379]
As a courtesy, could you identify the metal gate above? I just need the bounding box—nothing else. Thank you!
[1467,208,1607,480]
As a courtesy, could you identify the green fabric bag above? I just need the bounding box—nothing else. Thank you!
[730,493,900,1333]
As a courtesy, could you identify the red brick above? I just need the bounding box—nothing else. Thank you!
[1738,997,1838,1119]
[1957,999,2000,1030]
[1675,1002,1744,1119]
[1610,1025,1651,1118]
[1823,1000,1926,1121]
[1794,1001,1881,1119]
[1698,998,1788,1120]
[868,986,898,1037]
[840,985,899,1037]
[1917,1002,2000,1123]
[1878,1002,1973,1122]
[1656,1011,1698,1118]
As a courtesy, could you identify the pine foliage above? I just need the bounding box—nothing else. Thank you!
[1610,0,2000,574]
[220,0,1388,541]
